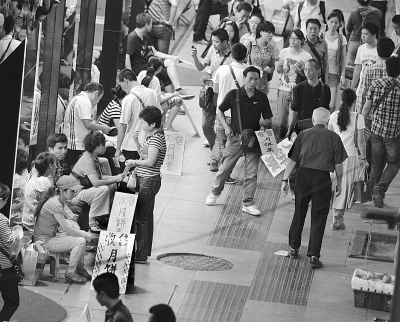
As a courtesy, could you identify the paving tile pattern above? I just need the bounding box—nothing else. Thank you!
[249,242,314,306]
[158,253,234,271]
[177,280,250,322]
[207,161,282,251]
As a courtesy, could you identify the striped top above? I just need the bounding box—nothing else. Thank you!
[63,92,92,151]
[97,99,122,127]
[0,213,14,269]
[136,131,166,177]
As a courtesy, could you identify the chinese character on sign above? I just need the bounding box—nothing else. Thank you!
[108,249,118,262]
[264,154,280,173]
[165,161,173,170]
[166,154,174,161]
[119,234,128,246]
[105,232,116,246]
[104,263,117,274]
[175,136,184,145]
[275,148,288,166]
[168,144,175,153]
[115,218,128,232]
[165,134,171,142]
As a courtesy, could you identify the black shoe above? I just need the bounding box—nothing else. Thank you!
[225,176,236,184]
[372,186,383,208]
[210,163,218,172]
[290,248,299,259]
[310,256,323,269]
[135,257,147,264]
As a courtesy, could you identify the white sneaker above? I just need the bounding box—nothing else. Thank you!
[206,193,220,206]
[242,205,261,216]
[203,140,210,147]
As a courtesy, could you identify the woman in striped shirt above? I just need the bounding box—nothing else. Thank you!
[125,106,166,266]
[0,183,20,320]
[97,85,127,131]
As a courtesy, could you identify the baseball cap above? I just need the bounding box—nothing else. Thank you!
[56,176,83,191]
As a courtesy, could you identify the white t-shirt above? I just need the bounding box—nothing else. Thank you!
[329,111,365,157]
[390,30,400,55]
[63,92,93,150]
[0,35,21,63]
[278,48,312,91]
[120,85,160,151]
[137,70,162,96]
[326,35,347,75]
[354,44,379,80]
[212,61,247,117]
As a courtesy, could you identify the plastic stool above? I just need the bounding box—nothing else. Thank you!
[47,252,60,280]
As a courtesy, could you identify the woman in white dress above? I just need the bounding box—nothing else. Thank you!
[328,89,368,230]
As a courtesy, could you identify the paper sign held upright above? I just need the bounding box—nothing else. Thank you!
[261,138,293,177]
[255,130,278,155]
[161,131,186,176]
[108,192,137,234]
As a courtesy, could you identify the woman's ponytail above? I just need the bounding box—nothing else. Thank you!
[141,66,155,88]
[337,88,356,132]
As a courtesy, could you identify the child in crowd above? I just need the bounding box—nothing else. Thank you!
[93,273,133,322]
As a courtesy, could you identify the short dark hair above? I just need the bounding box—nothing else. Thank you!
[84,132,106,153]
[19,129,30,147]
[0,183,10,201]
[118,69,137,82]
[35,6,48,19]
[211,28,229,43]
[305,58,321,70]
[291,29,305,43]
[58,73,71,89]
[306,18,321,29]
[231,43,247,61]
[136,12,151,28]
[357,0,371,5]
[84,82,104,95]
[377,37,395,59]
[139,106,162,128]
[149,304,176,322]
[362,22,379,38]
[15,149,28,175]
[236,2,252,13]
[255,21,275,39]
[392,15,400,25]
[250,13,264,23]
[243,65,260,77]
[111,85,127,100]
[47,133,68,149]
[386,56,400,78]
[4,15,15,34]
[93,273,119,299]
[327,11,341,23]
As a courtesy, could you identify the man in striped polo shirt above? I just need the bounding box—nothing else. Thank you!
[63,82,111,169]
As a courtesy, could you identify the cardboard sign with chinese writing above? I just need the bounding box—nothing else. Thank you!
[78,304,92,322]
[91,231,135,294]
[255,130,278,155]
[107,192,137,234]
[161,131,186,176]
[261,138,293,177]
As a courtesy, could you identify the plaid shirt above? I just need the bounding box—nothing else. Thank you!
[368,76,400,138]
[202,46,232,78]
[356,60,387,118]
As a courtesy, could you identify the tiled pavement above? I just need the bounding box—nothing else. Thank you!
[23,1,400,321]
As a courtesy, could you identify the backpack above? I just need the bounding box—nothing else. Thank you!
[353,8,374,42]
[297,1,326,28]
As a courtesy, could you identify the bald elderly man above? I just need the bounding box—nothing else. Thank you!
[281,108,347,268]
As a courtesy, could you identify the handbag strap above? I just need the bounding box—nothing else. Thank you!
[248,42,252,65]
[235,89,243,134]
[131,92,146,109]
[319,81,325,107]
[0,244,15,265]
[372,79,399,114]
[0,38,13,64]
[306,40,325,81]
[354,113,360,151]
[220,51,230,66]
[229,65,240,89]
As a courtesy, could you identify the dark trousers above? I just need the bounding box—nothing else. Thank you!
[193,0,229,41]
[364,118,374,175]
[289,167,331,258]
[65,149,84,170]
[0,268,20,321]
[202,93,217,150]
[130,175,161,262]
[370,1,388,37]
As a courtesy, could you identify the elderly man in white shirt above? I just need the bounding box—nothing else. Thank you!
[0,16,21,64]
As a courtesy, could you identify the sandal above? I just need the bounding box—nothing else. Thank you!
[76,268,92,280]
[89,218,101,234]
[65,271,87,283]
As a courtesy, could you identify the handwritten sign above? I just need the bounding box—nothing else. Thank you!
[261,138,293,177]
[161,131,186,176]
[107,192,137,234]
[255,130,278,155]
[78,304,92,322]
[91,231,135,294]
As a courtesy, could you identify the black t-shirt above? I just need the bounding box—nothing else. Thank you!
[291,81,331,120]
[126,30,154,76]
[219,86,273,134]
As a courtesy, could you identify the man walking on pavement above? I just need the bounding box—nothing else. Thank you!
[361,56,400,208]
[206,66,273,216]
[281,108,347,268]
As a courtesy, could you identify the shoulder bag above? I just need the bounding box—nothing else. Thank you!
[235,89,259,153]
[199,52,230,109]
[306,40,325,83]
[354,113,360,155]
[0,245,24,282]
[296,82,325,131]
[131,92,146,109]
[372,79,399,114]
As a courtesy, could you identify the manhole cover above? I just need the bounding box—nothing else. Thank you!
[157,253,234,271]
